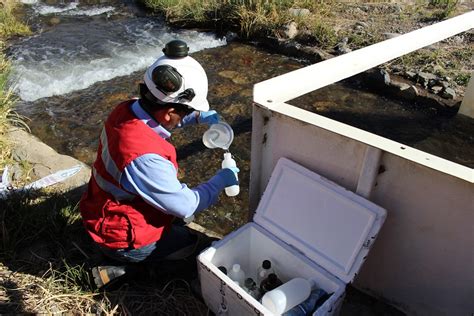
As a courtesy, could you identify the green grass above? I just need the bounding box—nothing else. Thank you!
[142,0,337,41]
[414,0,459,21]
[454,72,471,86]
[392,46,472,86]
[0,0,30,169]
[308,20,338,48]
[428,0,458,19]
[1,192,82,261]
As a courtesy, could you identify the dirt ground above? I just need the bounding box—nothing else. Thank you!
[263,1,473,101]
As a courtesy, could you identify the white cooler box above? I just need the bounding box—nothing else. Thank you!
[197,157,387,315]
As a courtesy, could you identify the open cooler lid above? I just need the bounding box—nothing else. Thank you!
[254,157,387,283]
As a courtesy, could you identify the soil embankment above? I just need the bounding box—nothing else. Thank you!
[7,128,90,192]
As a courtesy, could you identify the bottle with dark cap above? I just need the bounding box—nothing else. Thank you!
[244,277,256,292]
[243,277,261,300]
[218,266,227,275]
[257,259,274,286]
[260,273,283,296]
[162,39,189,58]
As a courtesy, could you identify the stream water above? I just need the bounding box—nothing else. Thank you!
[8,0,474,235]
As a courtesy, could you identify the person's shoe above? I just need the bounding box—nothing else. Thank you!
[91,265,127,289]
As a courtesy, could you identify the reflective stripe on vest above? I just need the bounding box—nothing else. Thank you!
[92,167,134,201]
[100,127,122,182]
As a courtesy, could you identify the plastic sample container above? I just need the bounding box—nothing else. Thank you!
[228,263,246,286]
[261,278,315,314]
[222,152,239,196]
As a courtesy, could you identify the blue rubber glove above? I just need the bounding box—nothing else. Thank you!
[198,110,220,125]
[216,167,240,187]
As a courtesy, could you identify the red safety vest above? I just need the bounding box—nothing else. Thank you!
[80,100,177,249]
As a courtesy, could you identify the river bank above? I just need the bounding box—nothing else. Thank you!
[143,0,473,107]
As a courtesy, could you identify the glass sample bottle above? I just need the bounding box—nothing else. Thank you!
[218,266,227,275]
[243,277,261,300]
[257,260,274,285]
[259,273,283,296]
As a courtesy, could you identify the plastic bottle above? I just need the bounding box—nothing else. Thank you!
[261,278,316,314]
[257,260,274,286]
[259,273,283,296]
[227,263,245,286]
[282,288,329,316]
[221,153,239,196]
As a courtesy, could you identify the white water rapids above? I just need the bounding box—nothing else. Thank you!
[9,1,226,101]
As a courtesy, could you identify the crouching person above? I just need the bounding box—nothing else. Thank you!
[79,40,239,288]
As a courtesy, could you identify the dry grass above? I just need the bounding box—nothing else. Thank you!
[0,72,30,166]
[142,0,469,52]
[0,0,30,168]
[0,52,13,167]
[0,0,31,38]
[0,190,208,315]
[0,263,110,314]
[143,0,338,42]
[1,258,208,314]
[105,281,208,315]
